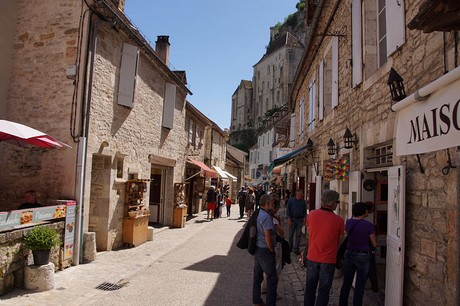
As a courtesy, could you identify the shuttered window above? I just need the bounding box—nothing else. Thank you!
[331,36,339,108]
[385,0,405,56]
[117,43,139,108]
[318,60,324,121]
[308,79,316,132]
[289,113,296,146]
[299,98,304,138]
[352,0,363,87]
[162,83,176,129]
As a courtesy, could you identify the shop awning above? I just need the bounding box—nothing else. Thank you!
[268,143,312,173]
[187,158,217,178]
[223,171,237,180]
[212,166,228,179]
[391,66,460,156]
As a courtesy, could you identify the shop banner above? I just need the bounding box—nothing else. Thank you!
[395,77,460,156]
[63,201,76,259]
[0,202,69,232]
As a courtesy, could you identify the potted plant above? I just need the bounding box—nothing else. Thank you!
[23,226,61,265]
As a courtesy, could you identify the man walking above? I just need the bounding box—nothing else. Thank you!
[237,186,246,219]
[252,194,277,306]
[255,184,265,210]
[286,190,307,255]
[304,189,344,306]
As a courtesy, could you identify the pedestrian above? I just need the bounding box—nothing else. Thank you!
[225,194,232,217]
[255,184,265,210]
[237,186,247,219]
[261,201,284,297]
[304,189,344,306]
[253,194,277,306]
[245,188,255,218]
[18,190,43,210]
[271,188,280,210]
[205,186,217,221]
[215,187,223,219]
[339,202,378,306]
[286,190,307,255]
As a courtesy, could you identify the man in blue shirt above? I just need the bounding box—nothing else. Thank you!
[286,190,306,255]
[253,194,277,306]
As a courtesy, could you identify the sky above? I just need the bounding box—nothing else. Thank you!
[124,0,299,130]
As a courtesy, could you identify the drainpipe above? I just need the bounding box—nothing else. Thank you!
[73,15,100,265]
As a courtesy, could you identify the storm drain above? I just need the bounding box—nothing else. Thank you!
[95,282,124,291]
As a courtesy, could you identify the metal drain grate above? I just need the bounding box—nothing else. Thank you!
[95,282,124,291]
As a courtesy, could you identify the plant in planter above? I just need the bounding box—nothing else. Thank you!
[23,226,61,265]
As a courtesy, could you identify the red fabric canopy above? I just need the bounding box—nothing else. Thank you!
[187,158,217,178]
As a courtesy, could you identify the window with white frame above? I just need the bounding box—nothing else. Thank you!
[308,79,316,132]
[318,36,338,120]
[353,0,405,85]
[299,98,304,138]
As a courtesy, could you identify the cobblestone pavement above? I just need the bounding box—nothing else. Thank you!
[277,206,385,306]
[0,204,384,306]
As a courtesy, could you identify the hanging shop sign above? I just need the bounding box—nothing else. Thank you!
[394,76,460,156]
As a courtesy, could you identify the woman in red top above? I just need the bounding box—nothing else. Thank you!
[225,195,232,217]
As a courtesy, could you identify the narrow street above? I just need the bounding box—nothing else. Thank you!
[0,206,384,306]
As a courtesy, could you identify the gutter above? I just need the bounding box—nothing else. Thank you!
[391,65,460,112]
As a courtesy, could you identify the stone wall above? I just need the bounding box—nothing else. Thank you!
[0,222,68,296]
[0,0,80,209]
[291,0,458,304]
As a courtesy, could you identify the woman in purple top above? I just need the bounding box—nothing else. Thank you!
[339,202,378,306]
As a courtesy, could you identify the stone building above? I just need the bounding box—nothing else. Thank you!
[0,0,191,258]
[230,80,253,145]
[282,0,459,304]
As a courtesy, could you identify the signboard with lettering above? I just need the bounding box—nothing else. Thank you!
[0,201,73,232]
[63,201,76,259]
[395,77,460,156]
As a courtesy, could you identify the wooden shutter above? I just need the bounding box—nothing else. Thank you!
[318,60,324,120]
[117,43,139,108]
[315,176,322,209]
[289,113,296,146]
[386,0,405,56]
[162,83,176,129]
[332,36,339,108]
[308,79,315,131]
[299,98,304,137]
[348,171,361,219]
[352,0,363,87]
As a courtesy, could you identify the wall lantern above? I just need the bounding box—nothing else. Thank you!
[387,68,407,102]
[343,128,358,149]
[327,138,336,155]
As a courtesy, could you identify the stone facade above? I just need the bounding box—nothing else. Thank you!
[0,0,191,258]
[230,80,253,136]
[289,0,458,304]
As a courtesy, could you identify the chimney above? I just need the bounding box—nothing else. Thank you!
[155,36,170,66]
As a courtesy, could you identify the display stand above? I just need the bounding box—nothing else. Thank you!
[172,183,187,228]
[122,180,150,247]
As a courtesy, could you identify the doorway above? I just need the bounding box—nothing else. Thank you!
[150,167,164,225]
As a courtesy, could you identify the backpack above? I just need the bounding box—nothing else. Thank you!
[236,209,260,255]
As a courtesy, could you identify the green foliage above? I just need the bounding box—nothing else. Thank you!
[265,106,282,118]
[231,128,257,153]
[285,13,298,27]
[23,226,60,251]
[296,0,306,11]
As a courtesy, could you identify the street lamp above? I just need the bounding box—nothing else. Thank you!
[387,68,406,102]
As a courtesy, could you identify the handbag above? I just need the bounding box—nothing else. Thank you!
[336,220,360,269]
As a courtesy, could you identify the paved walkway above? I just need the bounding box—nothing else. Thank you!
[0,205,384,306]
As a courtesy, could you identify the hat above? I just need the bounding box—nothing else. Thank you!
[210,186,215,189]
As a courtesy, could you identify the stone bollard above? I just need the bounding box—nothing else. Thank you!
[147,226,154,241]
[83,232,97,263]
[24,262,54,292]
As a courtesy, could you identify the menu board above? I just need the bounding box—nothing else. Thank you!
[0,200,75,232]
[63,201,76,259]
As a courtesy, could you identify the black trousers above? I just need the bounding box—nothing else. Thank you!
[239,203,245,218]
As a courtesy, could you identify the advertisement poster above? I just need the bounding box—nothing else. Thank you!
[63,201,76,260]
[0,204,67,232]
